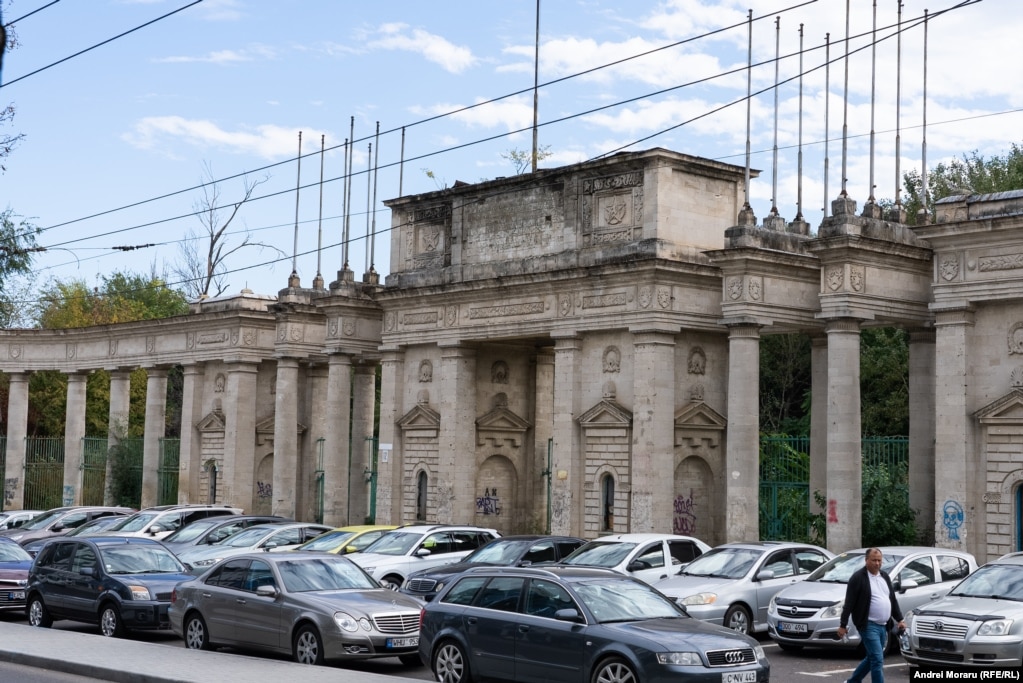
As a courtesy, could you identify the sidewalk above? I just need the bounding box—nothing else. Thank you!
[0,621,423,683]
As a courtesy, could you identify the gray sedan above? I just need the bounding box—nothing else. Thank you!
[168,552,423,666]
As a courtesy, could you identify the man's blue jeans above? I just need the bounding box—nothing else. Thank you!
[848,621,888,683]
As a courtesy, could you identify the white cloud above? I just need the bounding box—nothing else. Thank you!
[368,23,476,74]
[155,45,276,65]
[410,96,534,132]
[122,116,329,160]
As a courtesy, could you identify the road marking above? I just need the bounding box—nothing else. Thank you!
[798,662,907,678]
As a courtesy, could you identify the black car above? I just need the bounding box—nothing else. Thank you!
[160,514,292,555]
[26,536,193,637]
[400,535,585,602]
[418,565,770,683]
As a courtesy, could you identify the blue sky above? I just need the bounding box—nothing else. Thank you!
[1,0,1020,307]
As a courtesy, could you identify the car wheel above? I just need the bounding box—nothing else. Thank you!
[380,575,403,591]
[99,604,125,638]
[293,624,325,665]
[398,653,422,667]
[723,604,753,635]
[433,639,470,683]
[27,596,52,628]
[591,656,637,683]
[778,642,803,653]
[184,613,214,651]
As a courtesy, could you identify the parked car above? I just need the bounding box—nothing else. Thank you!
[0,510,44,530]
[0,506,135,546]
[901,553,1023,672]
[160,514,291,555]
[21,514,130,557]
[0,537,32,612]
[400,534,586,602]
[177,522,331,570]
[26,536,193,637]
[418,565,770,683]
[557,533,710,585]
[101,504,243,540]
[169,551,424,665]
[349,525,501,590]
[654,540,833,635]
[291,525,397,555]
[767,545,977,652]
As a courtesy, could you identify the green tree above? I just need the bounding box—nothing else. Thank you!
[902,143,1023,222]
[501,145,553,174]
[759,334,812,434]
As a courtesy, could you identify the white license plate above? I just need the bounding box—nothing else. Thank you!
[7,591,23,601]
[777,621,807,633]
[722,672,757,683]
[386,637,418,648]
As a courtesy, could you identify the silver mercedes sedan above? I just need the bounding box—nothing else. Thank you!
[168,551,423,666]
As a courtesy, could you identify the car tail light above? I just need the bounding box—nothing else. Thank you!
[419,607,425,629]
[171,588,177,603]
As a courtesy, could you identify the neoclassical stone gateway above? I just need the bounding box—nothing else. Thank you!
[3,148,1023,562]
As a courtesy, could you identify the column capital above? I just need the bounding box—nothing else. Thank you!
[932,304,975,328]
[726,323,762,340]
[908,327,936,344]
[824,318,862,335]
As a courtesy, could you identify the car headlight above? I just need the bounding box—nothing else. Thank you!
[657,652,702,666]
[128,585,152,601]
[822,601,843,618]
[978,619,1013,636]
[768,595,777,612]
[359,617,372,631]
[433,582,445,594]
[681,592,717,606]
[334,612,359,632]
[191,558,220,567]
[754,645,767,662]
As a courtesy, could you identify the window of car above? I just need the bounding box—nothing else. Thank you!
[524,578,576,618]
[523,541,557,564]
[898,556,936,586]
[421,532,455,555]
[41,542,75,570]
[442,576,488,605]
[207,559,249,590]
[937,555,971,582]
[667,539,703,564]
[634,543,665,569]
[763,550,796,578]
[555,540,584,559]
[244,559,276,592]
[264,528,303,547]
[71,544,97,575]
[475,577,524,612]
[795,550,828,574]
[57,512,90,530]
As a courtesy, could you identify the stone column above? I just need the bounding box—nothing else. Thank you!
[223,361,258,511]
[908,328,936,542]
[305,362,329,522]
[176,364,204,504]
[323,353,353,525]
[141,368,168,509]
[551,334,582,535]
[933,306,974,552]
[438,343,477,524]
[809,336,827,518]
[825,318,863,553]
[630,329,677,533]
[375,347,405,524]
[104,369,131,506]
[532,350,555,533]
[351,362,377,524]
[272,357,301,519]
[725,323,761,542]
[62,373,88,506]
[4,373,29,510]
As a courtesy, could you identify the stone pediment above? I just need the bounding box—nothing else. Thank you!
[975,388,1023,424]
[256,414,307,446]
[577,400,633,428]
[196,409,225,432]
[398,404,441,438]
[476,406,532,448]
[674,401,727,430]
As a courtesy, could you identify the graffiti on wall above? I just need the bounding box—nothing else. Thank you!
[827,499,839,524]
[673,490,697,536]
[4,478,17,507]
[943,499,964,541]
[476,488,501,515]
[63,485,74,507]
[256,481,273,499]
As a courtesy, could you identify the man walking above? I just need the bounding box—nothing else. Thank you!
[836,548,905,683]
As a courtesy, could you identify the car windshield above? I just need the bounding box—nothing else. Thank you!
[575,578,686,623]
[806,552,902,582]
[107,513,158,533]
[296,530,356,552]
[277,557,379,592]
[65,519,118,537]
[99,544,186,574]
[560,541,637,569]
[0,541,30,562]
[463,540,528,565]
[220,527,274,548]
[361,531,421,556]
[163,521,218,544]
[19,509,66,530]
[681,547,763,579]
[949,564,1023,600]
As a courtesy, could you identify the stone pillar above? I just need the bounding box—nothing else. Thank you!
[223,361,258,511]
[176,364,204,504]
[351,362,377,524]
[4,373,29,510]
[725,323,761,541]
[375,347,405,524]
[141,368,168,509]
[551,334,582,536]
[438,343,477,524]
[825,318,863,552]
[62,373,88,506]
[323,353,353,525]
[532,350,555,533]
[305,362,329,522]
[630,329,676,533]
[933,305,974,552]
[105,369,131,506]
[272,357,301,519]
[809,336,827,518]
[908,328,936,542]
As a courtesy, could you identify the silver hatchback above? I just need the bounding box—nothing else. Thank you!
[767,546,977,652]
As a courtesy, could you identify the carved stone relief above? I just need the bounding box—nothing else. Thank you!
[603,346,621,373]
[849,265,865,292]
[940,254,960,282]
[826,266,844,291]
[419,360,433,383]
[491,361,509,384]
[1009,322,1023,355]
[688,347,707,375]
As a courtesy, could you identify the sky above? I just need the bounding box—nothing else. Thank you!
[1,0,1021,309]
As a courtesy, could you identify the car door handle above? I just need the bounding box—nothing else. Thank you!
[201,592,211,598]
[466,617,477,625]
[659,574,667,580]
[235,599,246,605]
[518,625,530,633]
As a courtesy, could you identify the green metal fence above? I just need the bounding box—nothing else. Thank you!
[24,437,65,510]
[159,438,179,506]
[82,437,109,505]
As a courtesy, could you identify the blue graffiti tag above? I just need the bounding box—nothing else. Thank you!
[475,488,501,515]
[943,499,964,541]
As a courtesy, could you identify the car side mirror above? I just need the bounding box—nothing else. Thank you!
[51,524,66,532]
[755,569,775,582]
[256,585,278,597]
[626,560,650,572]
[554,608,583,623]
[415,548,432,557]
[80,567,95,577]
[897,579,918,593]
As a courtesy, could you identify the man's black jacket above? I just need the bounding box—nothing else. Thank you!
[839,565,904,633]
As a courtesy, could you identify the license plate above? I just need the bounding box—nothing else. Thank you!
[386,637,418,648]
[722,672,757,683]
[7,591,23,601]
[777,621,807,633]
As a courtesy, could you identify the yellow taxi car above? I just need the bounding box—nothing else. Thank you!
[290,525,397,555]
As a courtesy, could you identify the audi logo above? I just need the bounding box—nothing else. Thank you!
[724,651,744,664]
[933,621,944,632]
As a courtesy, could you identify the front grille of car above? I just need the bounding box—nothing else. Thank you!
[706,647,757,666]
[406,578,437,592]
[0,579,26,590]
[154,591,173,602]
[373,612,420,635]
[916,648,964,663]
[774,603,820,619]
[914,619,968,639]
